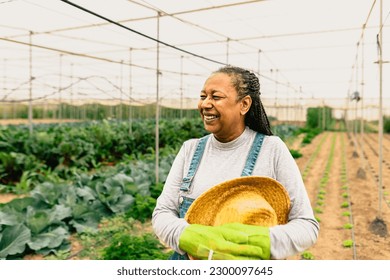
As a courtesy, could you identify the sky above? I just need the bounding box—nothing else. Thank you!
[0,0,389,115]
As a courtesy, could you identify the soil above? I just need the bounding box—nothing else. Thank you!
[1,127,389,260]
[288,131,390,260]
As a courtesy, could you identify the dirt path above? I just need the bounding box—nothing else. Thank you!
[0,193,20,204]
[290,131,390,260]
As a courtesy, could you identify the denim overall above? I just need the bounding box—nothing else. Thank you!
[170,132,265,260]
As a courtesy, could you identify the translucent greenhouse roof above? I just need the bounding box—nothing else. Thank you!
[0,0,389,109]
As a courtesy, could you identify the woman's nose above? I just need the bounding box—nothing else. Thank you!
[200,96,213,108]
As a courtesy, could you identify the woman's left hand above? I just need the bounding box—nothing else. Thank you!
[178,223,270,260]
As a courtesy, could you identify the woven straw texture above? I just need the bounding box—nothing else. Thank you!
[185,176,291,227]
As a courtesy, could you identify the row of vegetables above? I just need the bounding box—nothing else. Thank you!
[0,118,307,259]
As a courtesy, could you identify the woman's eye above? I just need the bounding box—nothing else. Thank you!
[200,95,206,100]
[213,96,222,100]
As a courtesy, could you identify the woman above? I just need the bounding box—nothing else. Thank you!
[152,65,319,260]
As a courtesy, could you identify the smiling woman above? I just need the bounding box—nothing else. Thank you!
[199,71,252,142]
[152,65,319,260]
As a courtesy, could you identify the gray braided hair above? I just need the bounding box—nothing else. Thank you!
[213,65,273,135]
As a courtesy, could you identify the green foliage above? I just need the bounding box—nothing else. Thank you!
[289,149,302,159]
[272,124,301,141]
[0,147,178,259]
[0,118,207,185]
[306,107,334,130]
[0,171,140,258]
[125,194,156,222]
[342,211,351,217]
[301,251,315,260]
[342,240,354,248]
[149,182,164,199]
[0,152,41,185]
[0,224,31,259]
[77,215,171,260]
[343,223,353,229]
[341,202,349,208]
[102,233,170,260]
[301,127,322,145]
[384,116,390,133]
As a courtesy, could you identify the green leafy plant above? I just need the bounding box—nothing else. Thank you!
[289,149,302,159]
[102,233,170,260]
[301,251,315,260]
[342,240,354,248]
[76,215,171,260]
[125,194,157,222]
[342,211,351,217]
[0,224,31,259]
[340,202,349,208]
[343,223,353,229]
[316,200,324,206]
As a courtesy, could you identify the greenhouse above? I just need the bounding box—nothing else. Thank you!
[0,0,390,265]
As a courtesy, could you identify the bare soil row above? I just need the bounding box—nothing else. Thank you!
[290,131,390,260]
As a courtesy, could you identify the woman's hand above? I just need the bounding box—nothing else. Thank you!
[179,223,270,260]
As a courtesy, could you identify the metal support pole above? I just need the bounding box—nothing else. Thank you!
[275,69,279,120]
[28,31,33,135]
[128,48,133,134]
[257,49,261,78]
[377,0,384,218]
[180,55,183,119]
[59,54,63,120]
[119,60,123,120]
[360,36,365,169]
[2,59,7,120]
[155,12,161,184]
[226,38,230,65]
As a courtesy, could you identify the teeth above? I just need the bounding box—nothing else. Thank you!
[204,115,217,121]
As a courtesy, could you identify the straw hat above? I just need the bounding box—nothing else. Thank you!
[185,176,291,227]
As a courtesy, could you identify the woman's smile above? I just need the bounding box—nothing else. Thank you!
[203,113,220,123]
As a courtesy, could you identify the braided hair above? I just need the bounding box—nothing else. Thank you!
[213,65,273,135]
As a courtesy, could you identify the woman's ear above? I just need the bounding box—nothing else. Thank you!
[240,95,252,115]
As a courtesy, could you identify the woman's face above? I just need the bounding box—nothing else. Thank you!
[198,73,251,142]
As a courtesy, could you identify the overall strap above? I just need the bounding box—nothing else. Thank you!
[180,135,210,191]
[241,133,265,176]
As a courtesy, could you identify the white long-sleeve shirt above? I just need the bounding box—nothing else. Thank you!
[152,127,319,259]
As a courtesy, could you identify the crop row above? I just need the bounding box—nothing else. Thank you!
[0,118,207,188]
[0,119,310,259]
[340,133,357,258]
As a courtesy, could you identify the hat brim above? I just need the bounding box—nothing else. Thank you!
[184,176,291,227]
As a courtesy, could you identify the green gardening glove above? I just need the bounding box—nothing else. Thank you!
[179,223,270,260]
